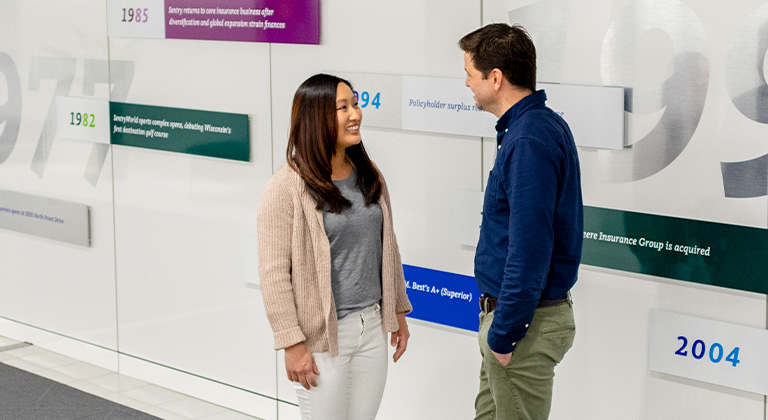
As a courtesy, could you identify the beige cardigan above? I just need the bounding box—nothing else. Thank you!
[257,164,412,356]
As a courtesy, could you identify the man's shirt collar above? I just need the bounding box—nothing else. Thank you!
[495,90,548,145]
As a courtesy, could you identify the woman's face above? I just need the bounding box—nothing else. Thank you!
[335,82,362,153]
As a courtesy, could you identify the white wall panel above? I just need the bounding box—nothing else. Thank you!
[377,321,479,420]
[0,0,118,352]
[364,129,480,275]
[555,269,765,420]
[109,37,277,401]
[278,401,301,420]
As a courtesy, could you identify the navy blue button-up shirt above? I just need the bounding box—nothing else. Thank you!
[475,90,583,354]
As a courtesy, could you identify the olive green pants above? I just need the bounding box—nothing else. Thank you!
[475,300,575,420]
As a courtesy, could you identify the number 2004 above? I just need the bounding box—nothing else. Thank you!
[675,336,740,367]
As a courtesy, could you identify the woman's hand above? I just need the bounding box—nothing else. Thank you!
[284,343,320,390]
[390,312,410,363]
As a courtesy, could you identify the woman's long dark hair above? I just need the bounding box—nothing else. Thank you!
[286,74,382,213]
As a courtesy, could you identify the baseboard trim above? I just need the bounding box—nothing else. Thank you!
[0,317,118,371]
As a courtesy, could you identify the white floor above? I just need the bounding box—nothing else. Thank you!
[0,335,263,420]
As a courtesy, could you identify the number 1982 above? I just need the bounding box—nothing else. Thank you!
[70,112,95,128]
[675,336,740,367]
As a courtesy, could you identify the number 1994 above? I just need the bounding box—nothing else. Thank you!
[675,336,740,367]
[352,90,381,109]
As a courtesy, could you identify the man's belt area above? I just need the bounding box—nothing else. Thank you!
[479,293,568,312]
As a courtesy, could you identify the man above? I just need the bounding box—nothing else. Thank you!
[459,23,583,420]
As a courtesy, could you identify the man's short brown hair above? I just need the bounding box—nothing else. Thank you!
[459,23,537,92]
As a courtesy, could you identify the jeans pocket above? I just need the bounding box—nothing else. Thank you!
[542,325,576,360]
[541,325,575,339]
[493,350,515,368]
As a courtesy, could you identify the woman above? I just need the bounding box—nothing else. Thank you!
[257,73,412,420]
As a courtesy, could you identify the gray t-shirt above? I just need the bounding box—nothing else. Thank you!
[323,172,383,319]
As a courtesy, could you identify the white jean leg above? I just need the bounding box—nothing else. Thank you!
[346,305,388,420]
[294,304,388,420]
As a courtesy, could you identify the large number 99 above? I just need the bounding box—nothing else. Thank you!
[721,3,768,198]
[0,52,21,165]
[511,0,709,183]
[599,0,709,182]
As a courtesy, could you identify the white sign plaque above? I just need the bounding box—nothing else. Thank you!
[339,72,625,149]
[107,0,165,39]
[402,75,497,138]
[56,97,110,144]
[649,310,768,395]
[335,72,403,130]
[0,190,91,247]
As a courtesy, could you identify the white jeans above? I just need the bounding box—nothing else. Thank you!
[294,303,388,420]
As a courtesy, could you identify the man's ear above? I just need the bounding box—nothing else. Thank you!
[490,68,504,91]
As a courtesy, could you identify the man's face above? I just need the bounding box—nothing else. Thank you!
[464,52,494,112]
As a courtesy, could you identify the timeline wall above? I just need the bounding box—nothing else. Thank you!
[0,1,119,368]
[1,1,767,420]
